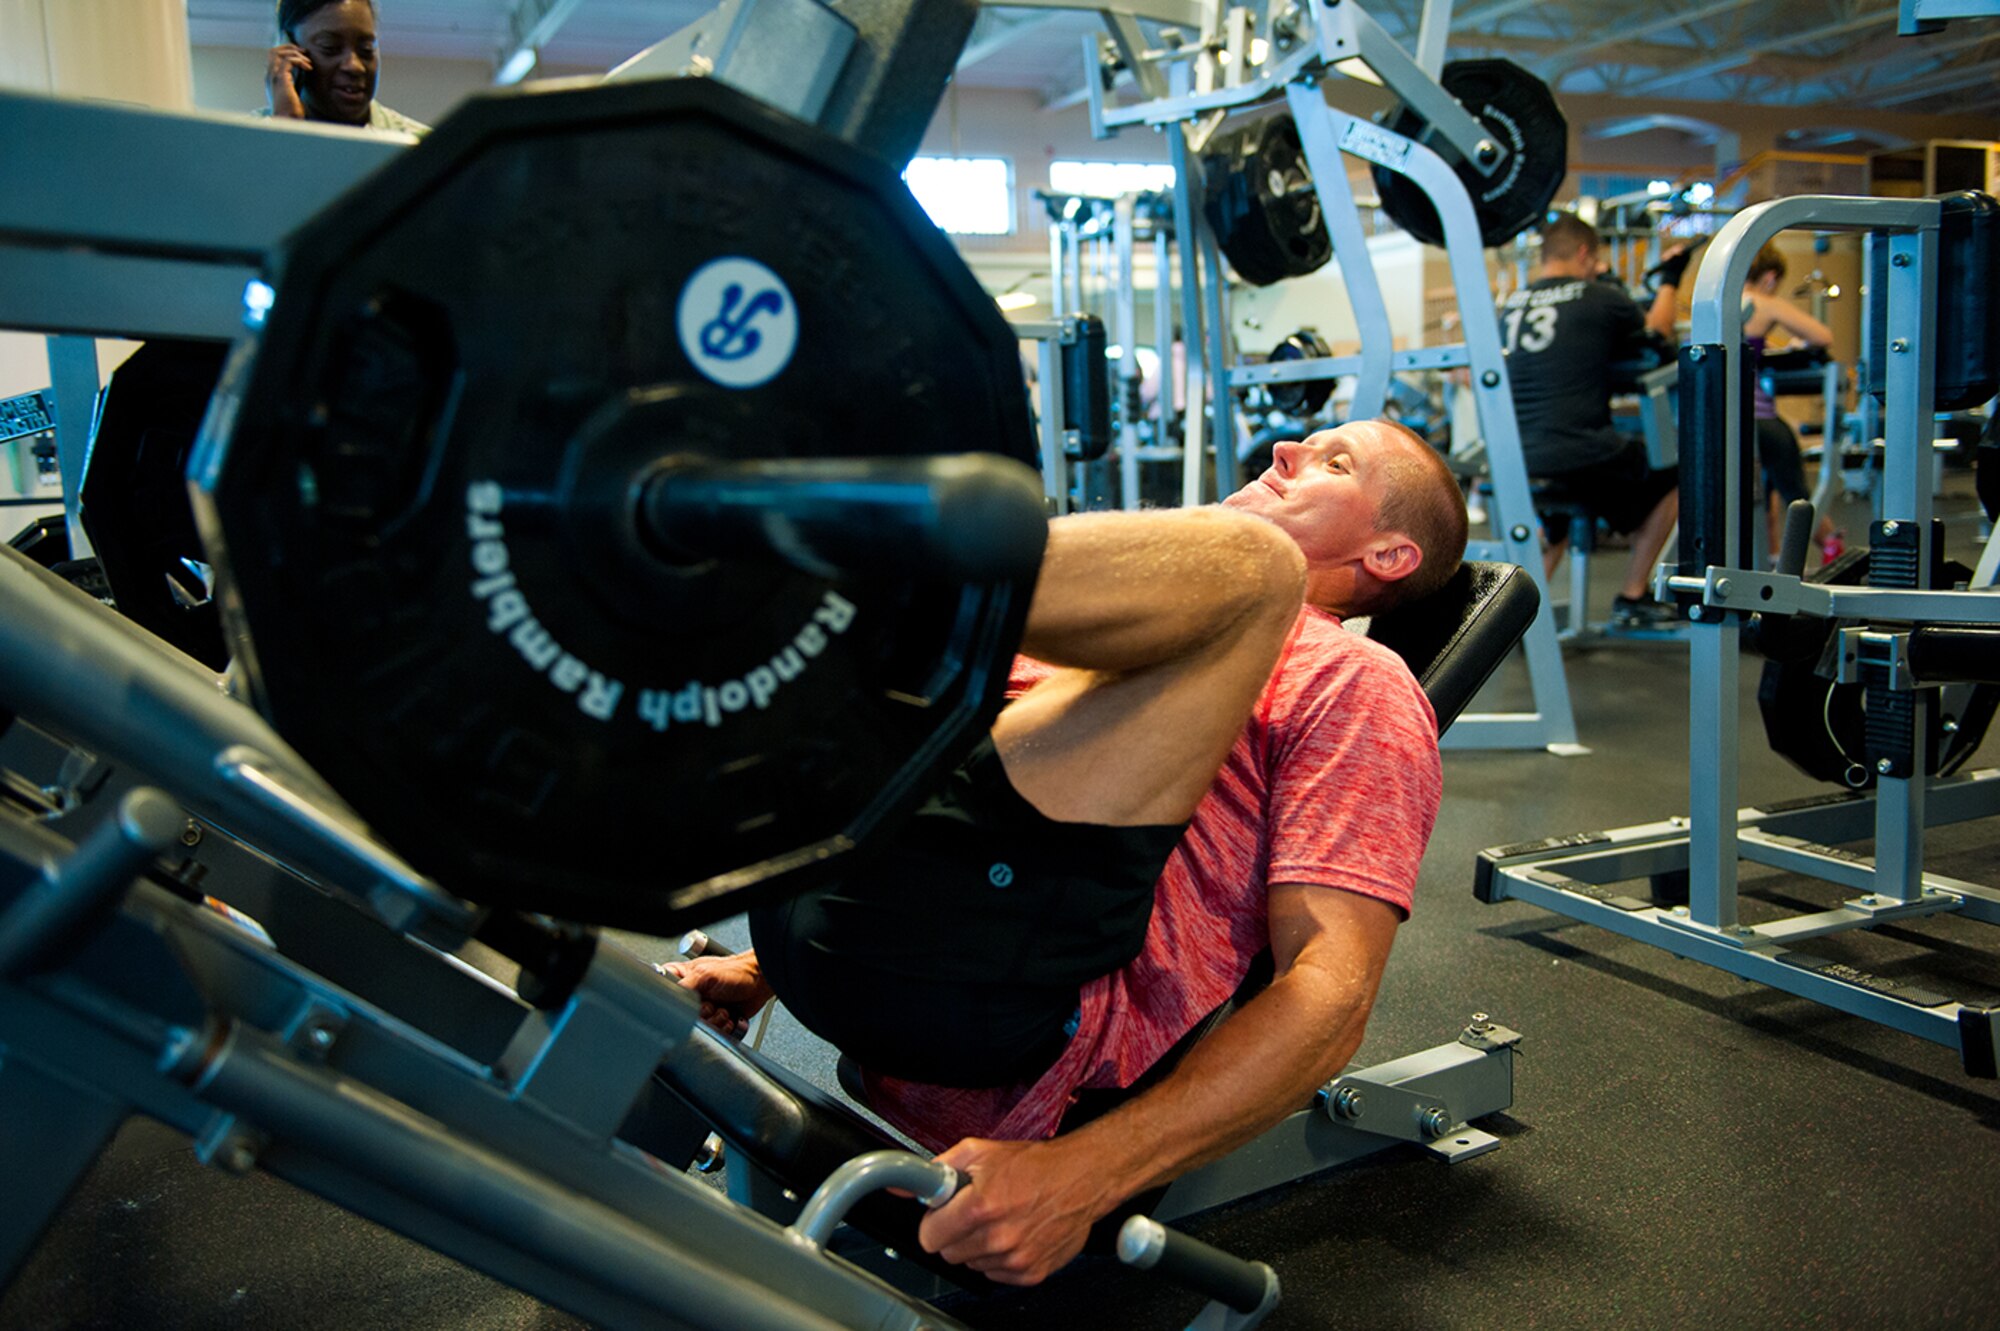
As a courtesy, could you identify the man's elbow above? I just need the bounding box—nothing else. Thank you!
[1276,950,1387,1047]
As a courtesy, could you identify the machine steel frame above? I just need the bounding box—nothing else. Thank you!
[1479,196,2000,1076]
[1072,0,1581,751]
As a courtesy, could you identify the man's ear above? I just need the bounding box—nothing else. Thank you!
[1364,535,1422,584]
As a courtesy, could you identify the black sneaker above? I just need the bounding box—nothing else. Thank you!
[1610,594,1681,629]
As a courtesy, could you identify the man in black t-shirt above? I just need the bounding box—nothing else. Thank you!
[1503,213,1686,628]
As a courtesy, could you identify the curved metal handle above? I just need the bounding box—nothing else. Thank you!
[786,1149,959,1249]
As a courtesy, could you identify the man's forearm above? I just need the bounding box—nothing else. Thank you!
[1644,283,1680,339]
[1052,953,1379,1209]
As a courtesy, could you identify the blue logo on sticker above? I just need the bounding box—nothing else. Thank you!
[678,257,798,389]
[699,284,786,362]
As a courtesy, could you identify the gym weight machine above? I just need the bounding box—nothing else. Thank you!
[1034,187,1186,513]
[1477,192,2000,1076]
[1062,0,1586,752]
[0,5,1537,1328]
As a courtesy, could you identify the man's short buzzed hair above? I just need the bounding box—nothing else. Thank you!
[1369,420,1468,611]
[1539,213,1600,264]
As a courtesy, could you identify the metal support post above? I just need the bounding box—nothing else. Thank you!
[44,336,99,558]
[1167,114,1211,510]
[1198,212,1234,505]
[1414,0,1454,78]
[1686,621,1743,930]
[1047,213,1067,320]
[1284,83,1393,422]
[1872,222,1941,902]
[1309,103,1578,751]
[1114,194,1144,510]
[1808,358,1844,530]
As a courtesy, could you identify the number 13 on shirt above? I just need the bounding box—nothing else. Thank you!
[1503,305,1558,354]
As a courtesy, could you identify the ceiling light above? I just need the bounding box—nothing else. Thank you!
[496,48,538,85]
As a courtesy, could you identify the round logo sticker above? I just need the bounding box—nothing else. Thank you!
[676,257,798,390]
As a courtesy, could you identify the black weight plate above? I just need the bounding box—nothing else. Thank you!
[1266,329,1334,416]
[1372,59,1567,250]
[1756,550,1989,788]
[193,77,1037,933]
[1203,116,1331,286]
[78,339,231,669]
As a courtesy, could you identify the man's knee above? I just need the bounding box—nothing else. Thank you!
[1223,511,1308,619]
[1161,507,1306,645]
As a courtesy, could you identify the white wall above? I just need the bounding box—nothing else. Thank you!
[0,0,188,484]
[0,0,192,106]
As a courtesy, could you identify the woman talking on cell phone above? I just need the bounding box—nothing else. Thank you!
[263,0,429,136]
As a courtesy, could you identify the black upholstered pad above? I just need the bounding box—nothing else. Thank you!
[1364,560,1540,732]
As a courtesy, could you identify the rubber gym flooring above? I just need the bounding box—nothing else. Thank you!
[3,467,1997,1331]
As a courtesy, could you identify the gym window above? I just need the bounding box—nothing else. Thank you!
[902,156,1016,236]
[1046,160,1177,197]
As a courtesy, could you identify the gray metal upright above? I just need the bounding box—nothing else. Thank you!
[1354,105,1577,751]
[1154,219,1178,457]
[1683,196,1944,925]
[1076,0,1582,750]
[1198,199,1236,503]
[44,336,100,557]
[1479,194,2000,1078]
[1165,95,1213,509]
[1873,222,1940,901]
[1285,84,1394,422]
[1114,194,1145,508]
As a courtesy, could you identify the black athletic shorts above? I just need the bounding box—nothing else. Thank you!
[1538,436,1679,536]
[1756,416,1810,508]
[748,738,1189,1088]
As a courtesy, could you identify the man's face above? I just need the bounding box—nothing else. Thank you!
[1223,422,1394,565]
[293,0,379,125]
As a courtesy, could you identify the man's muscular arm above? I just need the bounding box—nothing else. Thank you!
[917,883,1401,1285]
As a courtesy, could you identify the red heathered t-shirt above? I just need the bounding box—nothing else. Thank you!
[861,605,1441,1150]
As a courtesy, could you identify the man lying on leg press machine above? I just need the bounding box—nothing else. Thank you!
[666,419,1468,1286]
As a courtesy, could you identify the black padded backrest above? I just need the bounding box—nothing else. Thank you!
[1362,561,1539,734]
